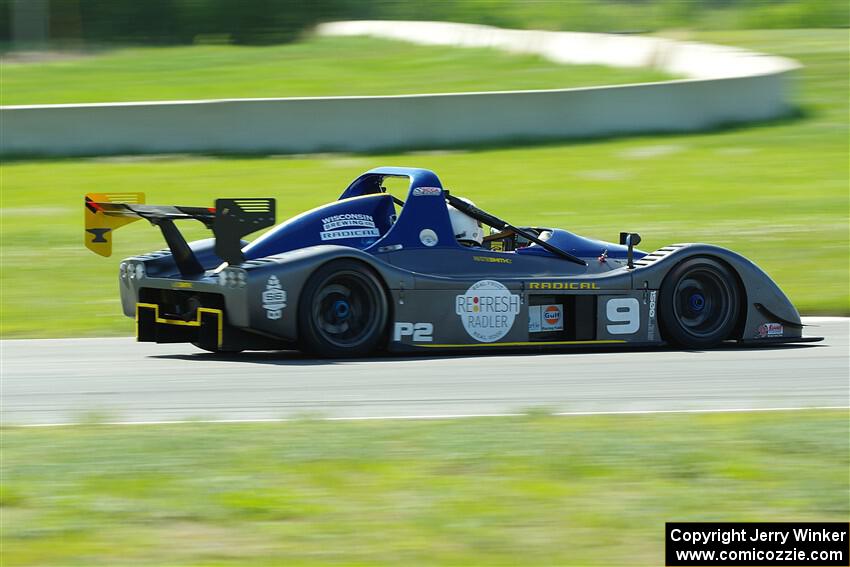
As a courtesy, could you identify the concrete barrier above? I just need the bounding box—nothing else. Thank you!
[0,21,800,157]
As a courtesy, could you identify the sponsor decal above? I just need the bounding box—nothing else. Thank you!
[529,304,564,333]
[473,255,512,264]
[86,227,111,243]
[647,290,658,341]
[489,240,505,252]
[528,307,541,333]
[319,213,380,241]
[172,281,193,289]
[419,228,439,247]
[322,213,375,230]
[262,275,287,320]
[393,322,434,342]
[756,322,784,338]
[412,186,442,197]
[543,305,562,329]
[455,280,520,342]
[528,281,600,290]
[320,228,380,241]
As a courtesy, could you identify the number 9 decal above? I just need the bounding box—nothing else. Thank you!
[606,298,640,334]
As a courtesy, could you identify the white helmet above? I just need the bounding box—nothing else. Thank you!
[448,198,484,246]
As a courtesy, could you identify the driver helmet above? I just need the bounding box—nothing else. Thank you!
[448,198,484,247]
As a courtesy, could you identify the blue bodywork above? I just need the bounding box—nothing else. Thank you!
[242,167,644,268]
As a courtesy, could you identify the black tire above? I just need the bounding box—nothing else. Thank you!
[659,257,740,348]
[297,260,389,357]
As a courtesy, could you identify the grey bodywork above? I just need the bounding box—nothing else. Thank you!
[120,237,805,352]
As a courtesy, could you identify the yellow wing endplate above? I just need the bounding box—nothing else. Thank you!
[84,192,145,256]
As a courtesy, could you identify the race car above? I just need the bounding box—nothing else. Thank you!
[84,166,820,357]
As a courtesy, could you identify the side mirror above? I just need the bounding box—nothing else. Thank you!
[619,232,642,269]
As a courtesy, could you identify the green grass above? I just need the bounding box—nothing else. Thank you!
[0,29,847,338]
[1,411,847,566]
[0,35,676,105]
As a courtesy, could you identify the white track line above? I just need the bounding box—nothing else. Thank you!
[10,406,848,428]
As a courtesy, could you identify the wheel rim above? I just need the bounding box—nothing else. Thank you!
[672,268,734,338]
[311,271,382,349]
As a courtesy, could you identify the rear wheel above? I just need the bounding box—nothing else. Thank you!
[298,260,388,357]
[659,257,740,348]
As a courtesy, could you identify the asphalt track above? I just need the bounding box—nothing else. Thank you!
[2,318,847,426]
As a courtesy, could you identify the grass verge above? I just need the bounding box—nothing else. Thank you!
[1,410,847,566]
[0,30,847,337]
[0,35,675,105]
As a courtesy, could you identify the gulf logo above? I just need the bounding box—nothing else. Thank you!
[543,305,561,327]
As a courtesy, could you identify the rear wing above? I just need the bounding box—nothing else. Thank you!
[85,193,275,276]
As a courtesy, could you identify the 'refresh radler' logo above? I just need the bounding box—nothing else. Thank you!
[455,280,520,342]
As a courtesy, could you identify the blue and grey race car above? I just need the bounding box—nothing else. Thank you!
[84,166,820,356]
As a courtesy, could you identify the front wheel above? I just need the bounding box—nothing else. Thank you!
[298,260,389,358]
[659,257,740,348]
